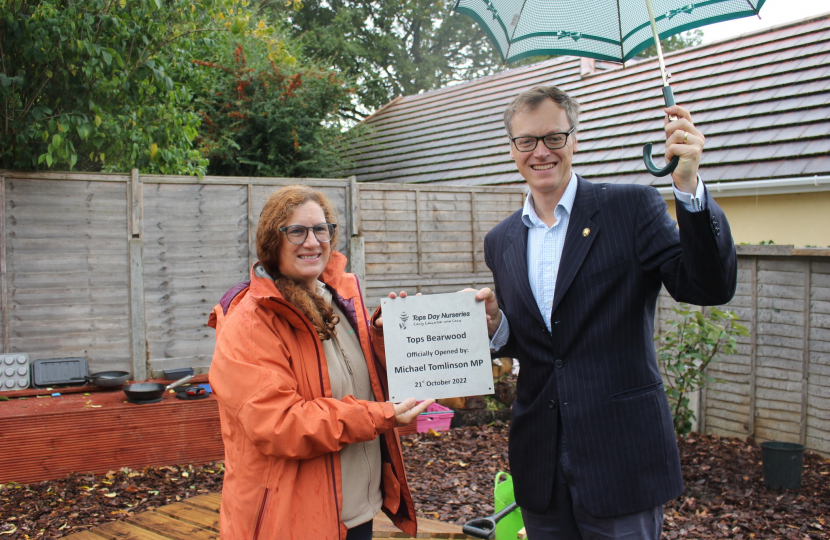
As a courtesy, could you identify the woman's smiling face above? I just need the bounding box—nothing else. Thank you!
[277,201,331,292]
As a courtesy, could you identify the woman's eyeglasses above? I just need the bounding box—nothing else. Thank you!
[279,223,337,244]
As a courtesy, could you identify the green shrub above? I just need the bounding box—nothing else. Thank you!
[655,304,749,436]
[190,41,358,178]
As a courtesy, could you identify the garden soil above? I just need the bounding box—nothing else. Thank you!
[0,426,827,539]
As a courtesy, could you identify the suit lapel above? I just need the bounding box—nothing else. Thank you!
[503,213,547,328]
[551,177,600,315]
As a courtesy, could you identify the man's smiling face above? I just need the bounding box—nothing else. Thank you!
[509,99,578,200]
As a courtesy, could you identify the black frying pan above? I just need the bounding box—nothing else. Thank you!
[71,371,131,388]
[122,375,193,401]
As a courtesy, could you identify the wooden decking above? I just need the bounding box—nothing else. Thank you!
[63,493,472,539]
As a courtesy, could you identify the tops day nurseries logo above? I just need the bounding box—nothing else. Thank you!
[399,311,409,329]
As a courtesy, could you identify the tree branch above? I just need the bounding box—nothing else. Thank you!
[19,76,51,122]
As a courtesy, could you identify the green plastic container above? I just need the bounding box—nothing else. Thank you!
[494,472,524,540]
[760,441,805,489]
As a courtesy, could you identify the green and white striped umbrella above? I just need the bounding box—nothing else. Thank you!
[453,0,766,176]
[452,0,765,64]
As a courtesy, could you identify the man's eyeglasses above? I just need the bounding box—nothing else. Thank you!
[279,223,337,244]
[509,126,576,152]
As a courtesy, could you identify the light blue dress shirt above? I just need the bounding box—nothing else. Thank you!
[490,173,706,350]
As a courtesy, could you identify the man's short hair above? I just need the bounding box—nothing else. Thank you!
[503,86,580,135]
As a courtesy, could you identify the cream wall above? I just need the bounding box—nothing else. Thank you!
[666,191,830,247]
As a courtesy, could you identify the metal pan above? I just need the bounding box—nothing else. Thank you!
[71,371,131,388]
[122,375,193,402]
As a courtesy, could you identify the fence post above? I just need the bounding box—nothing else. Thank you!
[471,190,479,280]
[748,257,758,438]
[128,169,148,380]
[415,189,422,291]
[348,177,365,285]
[248,183,255,271]
[0,173,7,354]
[800,259,812,445]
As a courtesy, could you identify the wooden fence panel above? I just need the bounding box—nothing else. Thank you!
[473,192,526,273]
[2,175,132,371]
[361,189,419,280]
[141,183,250,374]
[3,172,829,456]
[753,259,806,444]
[702,257,755,438]
[418,191,474,275]
[358,185,525,310]
[0,172,352,378]
[655,249,830,456]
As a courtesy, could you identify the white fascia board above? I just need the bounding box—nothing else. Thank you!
[656,176,830,199]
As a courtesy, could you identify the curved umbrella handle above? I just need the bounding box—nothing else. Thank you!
[643,144,679,177]
[643,84,680,177]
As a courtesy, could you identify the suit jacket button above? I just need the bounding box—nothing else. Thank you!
[549,400,557,409]
[555,359,564,368]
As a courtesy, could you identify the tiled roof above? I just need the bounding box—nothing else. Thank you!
[344,12,830,187]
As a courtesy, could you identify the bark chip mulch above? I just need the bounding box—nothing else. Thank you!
[400,426,829,539]
[0,463,224,539]
[0,426,827,539]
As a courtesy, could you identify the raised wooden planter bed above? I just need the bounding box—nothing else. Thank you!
[0,376,223,484]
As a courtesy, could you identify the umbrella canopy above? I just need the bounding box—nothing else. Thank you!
[453,0,766,65]
[453,0,766,176]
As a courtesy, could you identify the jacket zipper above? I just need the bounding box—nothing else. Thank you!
[272,297,343,539]
[252,488,271,540]
[333,332,354,375]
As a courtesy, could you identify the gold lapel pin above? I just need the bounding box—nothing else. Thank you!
[582,228,591,237]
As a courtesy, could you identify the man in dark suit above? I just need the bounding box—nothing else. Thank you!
[475,86,737,539]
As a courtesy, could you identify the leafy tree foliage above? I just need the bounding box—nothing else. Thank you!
[191,39,358,177]
[1,0,207,173]
[273,0,503,120]
[0,0,294,175]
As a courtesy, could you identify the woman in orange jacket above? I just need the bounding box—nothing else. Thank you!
[208,185,432,540]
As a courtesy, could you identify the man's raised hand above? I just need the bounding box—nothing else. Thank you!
[664,105,705,194]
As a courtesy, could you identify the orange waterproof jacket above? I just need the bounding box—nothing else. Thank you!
[207,252,417,540]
